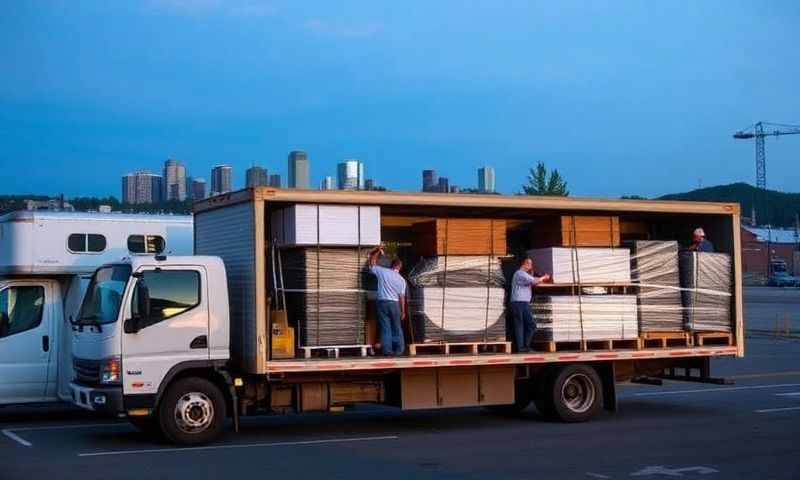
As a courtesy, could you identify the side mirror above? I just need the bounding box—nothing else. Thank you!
[125,280,151,334]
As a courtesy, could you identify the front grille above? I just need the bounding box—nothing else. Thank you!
[73,357,101,385]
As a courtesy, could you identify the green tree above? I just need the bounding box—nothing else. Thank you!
[522,162,569,196]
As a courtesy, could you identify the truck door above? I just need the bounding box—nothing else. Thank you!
[0,282,51,404]
[121,266,209,397]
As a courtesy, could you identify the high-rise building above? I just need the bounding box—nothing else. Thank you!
[163,158,187,201]
[422,169,437,192]
[337,160,365,190]
[122,171,163,204]
[210,165,233,196]
[246,166,269,188]
[190,178,207,200]
[320,176,334,190]
[437,177,449,193]
[365,179,375,191]
[269,174,282,188]
[449,185,460,193]
[288,151,310,189]
[478,166,496,193]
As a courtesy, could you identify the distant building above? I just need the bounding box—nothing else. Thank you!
[422,169,437,192]
[24,198,75,212]
[478,166,496,193]
[246,166,269,188]
[190,178,207,200]
[741,225,800,281]
[365,179,375,191]
[320,176,335,190]
[269,174,282,188]
[122,171,163,204]
[163,158,187,201]
[210,165,233,196]
[98,205,112,214]
[449,185,460,193]
[437,177,449,193]
[288,151,310,189]
[337,160,365,190]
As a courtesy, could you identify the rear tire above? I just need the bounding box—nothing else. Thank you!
[158,377,226,446]
[548,364,603,423]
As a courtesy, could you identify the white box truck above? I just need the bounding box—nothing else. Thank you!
[0,211,192,406]
[68,189,744,445]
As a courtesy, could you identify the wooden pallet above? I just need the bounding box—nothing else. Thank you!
[408,341,512,356]
[533,338,641,353]
[641,331,693,349]
[300,344,371,359]
[694,331,733,346]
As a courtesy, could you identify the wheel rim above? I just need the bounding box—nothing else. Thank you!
[560,373,595,414]
[174,392,214,434]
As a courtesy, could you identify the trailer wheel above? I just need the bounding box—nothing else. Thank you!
[548,364,603,423]
[158,377,226,445]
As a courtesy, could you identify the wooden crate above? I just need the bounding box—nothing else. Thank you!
[530,215,620,247]
[412,219,507,257]
[694,331,733,346]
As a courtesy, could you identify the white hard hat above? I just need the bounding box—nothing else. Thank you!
[693,228,705,237]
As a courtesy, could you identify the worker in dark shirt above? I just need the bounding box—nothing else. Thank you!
[689,227,714,252]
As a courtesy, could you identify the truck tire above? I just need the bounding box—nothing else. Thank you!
[548,364,603,423]
[158,377,226,446]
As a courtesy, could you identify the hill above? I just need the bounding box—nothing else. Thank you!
[658,183,800,227]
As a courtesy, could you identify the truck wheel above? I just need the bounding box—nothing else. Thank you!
[158,377,226,445]
[548,364,603,423]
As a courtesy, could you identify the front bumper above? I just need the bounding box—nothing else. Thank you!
[69,382,124,416]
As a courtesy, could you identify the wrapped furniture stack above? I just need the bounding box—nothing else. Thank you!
[532,295,638,342]
[527,247,631,284]
[629,240,684,332]
[409,219,508,344]
[272,205,380,347]
[679,251,733,332]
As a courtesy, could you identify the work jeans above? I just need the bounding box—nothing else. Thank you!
[377,300,405,355]
[510,301,535,352]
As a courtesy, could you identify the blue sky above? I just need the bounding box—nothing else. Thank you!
[1,1,799,198]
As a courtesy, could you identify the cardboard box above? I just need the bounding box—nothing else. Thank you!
[412,219,506,257]
[527,247,631,284]
[271,204,381,247]
[530,215,620,247]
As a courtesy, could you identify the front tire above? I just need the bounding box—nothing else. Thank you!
[158,377,226,445]
[548,364,603,423]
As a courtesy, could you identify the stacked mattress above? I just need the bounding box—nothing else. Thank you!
[533,295,639,342]
[629,240,684,332]
[281,247,371,346]
[679,251,732,332]
[409,255,506,343]
[527,247,631,284]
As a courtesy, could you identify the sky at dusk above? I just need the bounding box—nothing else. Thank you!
[1,1,799,198]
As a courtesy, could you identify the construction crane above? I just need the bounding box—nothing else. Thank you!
[733,122,800,189]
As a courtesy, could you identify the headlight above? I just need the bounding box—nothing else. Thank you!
[100,356,121,384]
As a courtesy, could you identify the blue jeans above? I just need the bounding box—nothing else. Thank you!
[377,300,405,355]
[510,301,535,352]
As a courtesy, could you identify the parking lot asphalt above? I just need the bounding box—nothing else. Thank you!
[1,288,799,480]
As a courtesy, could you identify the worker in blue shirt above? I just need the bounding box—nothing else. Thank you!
[510,257,550,352]
[689,227,715,252]
[368,244,407,356]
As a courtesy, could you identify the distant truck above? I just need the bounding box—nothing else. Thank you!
[767,259,799,287]
[68,189,744,446]
[0,211,192,406]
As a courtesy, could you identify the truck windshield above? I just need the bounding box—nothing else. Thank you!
[77,265,132,326]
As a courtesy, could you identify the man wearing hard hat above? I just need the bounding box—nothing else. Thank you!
[689,227,715,252]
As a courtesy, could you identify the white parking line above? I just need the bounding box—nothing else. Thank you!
[755,407,800,414]
[78,435,400,457]
[9,422,126,432]
[633,383,800,397]
[2,429,32,447]
[774,392,800,397]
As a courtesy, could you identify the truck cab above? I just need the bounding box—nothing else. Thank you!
[69,256,230,426]
[0,211,193,406]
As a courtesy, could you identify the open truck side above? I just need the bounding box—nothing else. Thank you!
[68,188,743,445]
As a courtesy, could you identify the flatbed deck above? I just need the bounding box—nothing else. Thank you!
[265,344,738,374]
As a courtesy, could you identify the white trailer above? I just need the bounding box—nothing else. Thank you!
[0,211,193,405]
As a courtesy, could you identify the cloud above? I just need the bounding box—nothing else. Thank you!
[303,19,384,39]
[147,0,276,17]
